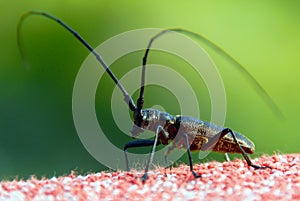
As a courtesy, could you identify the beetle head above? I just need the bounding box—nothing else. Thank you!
[131,109,160,138]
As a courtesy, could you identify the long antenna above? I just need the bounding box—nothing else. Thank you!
[141,28,283,119]
[137,29,170,112]
[17,10,137,112]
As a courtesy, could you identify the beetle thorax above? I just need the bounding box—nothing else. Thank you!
[131,108,175,138]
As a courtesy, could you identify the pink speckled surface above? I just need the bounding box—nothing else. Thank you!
[1,154,300,201]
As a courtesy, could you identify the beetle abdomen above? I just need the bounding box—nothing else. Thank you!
[174,116,255,154]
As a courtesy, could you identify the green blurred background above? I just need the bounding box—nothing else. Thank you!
[1,1,299,180]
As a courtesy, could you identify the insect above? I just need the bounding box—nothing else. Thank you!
[18,10,280,181]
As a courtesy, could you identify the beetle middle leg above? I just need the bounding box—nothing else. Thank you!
[164,144,176,168]
[162,133,202,178]
[183,133,201,178]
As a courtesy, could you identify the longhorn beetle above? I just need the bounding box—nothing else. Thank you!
[18,11,280,181]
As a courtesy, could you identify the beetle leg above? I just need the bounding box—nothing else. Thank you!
[202,128,271,169]
[124,139,157,172]
[183,133,201,178]
[164,144,176,168]
[201,129,229,151]
[141,125,164,181]
[224,153,230,162]
[224,128,271,169]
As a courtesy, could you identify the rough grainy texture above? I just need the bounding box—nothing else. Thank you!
[1,154,300,201]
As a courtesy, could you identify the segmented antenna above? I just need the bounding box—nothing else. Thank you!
[141,28,283,119]
[18,11,282,119]
[17,10,137,112]
[137,29,170,112]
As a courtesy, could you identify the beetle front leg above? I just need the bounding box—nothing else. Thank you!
[124,139,157,171]
[141,125,164,181]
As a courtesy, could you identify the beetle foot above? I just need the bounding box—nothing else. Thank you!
[141,173,148,182]
[251,164,272,169]
[192,171,201,178]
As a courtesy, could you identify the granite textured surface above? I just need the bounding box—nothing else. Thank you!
[1,154,300,201]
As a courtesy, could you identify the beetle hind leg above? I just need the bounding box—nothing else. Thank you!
[222,128,271,169]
